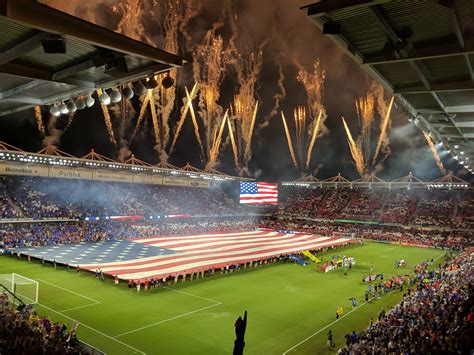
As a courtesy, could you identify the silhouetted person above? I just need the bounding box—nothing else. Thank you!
[233,310,247,355]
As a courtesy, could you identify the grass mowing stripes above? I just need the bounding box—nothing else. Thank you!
[0,242,443,354]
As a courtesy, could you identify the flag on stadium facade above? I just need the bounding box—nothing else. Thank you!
[239,182,278,205]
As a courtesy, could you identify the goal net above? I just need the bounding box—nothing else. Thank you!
[0,273,39,305]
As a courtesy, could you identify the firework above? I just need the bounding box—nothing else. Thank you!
[185,87,204,159]
[356,93,375,163]
[372,96,394,166]
[423,131,446,174]
[342,117,365,176]
[96,89,116,146]
[281,111,298,169]
[34,106,45,137]
[130,91,151,144]
[305,110,322,171]
[244,101,258,163]
[209,110,229,166]
[149,90,161,152]
[227,117,239,169]
[63,111,76,133]
[170,83,198,154]
[294,106,306,163]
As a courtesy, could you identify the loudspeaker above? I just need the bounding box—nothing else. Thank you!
[322,22,341,35]
[41,36,66,54]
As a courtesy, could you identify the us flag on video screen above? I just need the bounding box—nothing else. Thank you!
[240,182,278,205]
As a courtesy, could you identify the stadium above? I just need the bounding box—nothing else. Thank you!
[0,1,473,354]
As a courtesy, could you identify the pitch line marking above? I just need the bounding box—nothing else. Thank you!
[36,278,101,304]
[61,302,101,312]
[114,286,222,338]
[282,301,369,354]
[36,302,146,355]
[113,302,221,338]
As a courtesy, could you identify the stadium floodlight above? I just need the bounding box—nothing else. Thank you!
[145,76,159,89]
[454,155,458,160]
[454,144,460,149]
[123,86,134,99]
[99,91,111,105]
[86,94,95,107]
[162,72,174,89]
[460,151,465,155]
[133,81,147,96]
[110,88,122,103]
[59,101,69,114]
[75,97,86,110]
[66,100,77,113]
[49,104,60,117]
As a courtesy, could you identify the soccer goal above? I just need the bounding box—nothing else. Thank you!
[0,273,39,305]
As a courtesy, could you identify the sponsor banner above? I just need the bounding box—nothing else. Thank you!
[162,177,189,187]
[0,162,49,177]
[93,170,133,183]
[188,179,210,188]
[132,174,163,185]
[50,167,93,180]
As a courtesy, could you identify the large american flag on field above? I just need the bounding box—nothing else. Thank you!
[12,230,352,281]
[240,182,278,205]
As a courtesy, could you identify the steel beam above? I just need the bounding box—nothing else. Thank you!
[0,31,49,65]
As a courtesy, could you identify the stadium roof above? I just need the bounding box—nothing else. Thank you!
[302,0,474,173]
[0,0,185,116]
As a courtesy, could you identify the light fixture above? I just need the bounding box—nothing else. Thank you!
[110,88,122,103]
[123,86,134,99]
[162,72,174,89]
[133,81,147,96]
[460,151,465,155]
[86,94,95,107]
[66,100,77,113]
[99,91,111,105]
[50,105,60,117]
[76,97,86,110]
[454,144,459,149]
[59,101,69,114]
[145,76,159,89]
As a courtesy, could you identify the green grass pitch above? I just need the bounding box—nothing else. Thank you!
[0,242,444,354]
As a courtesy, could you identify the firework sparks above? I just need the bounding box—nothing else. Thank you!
[34,106,45,137]
[281,111,298,169]
[294,106,306,163]
[63,111,76,133]
[372,96,394,166]
[96,89,116,146]
[342,117,365,176]
[423,131,446,174]
[209,110,229,166]
[130,91,151,144]
[305,110,322,171]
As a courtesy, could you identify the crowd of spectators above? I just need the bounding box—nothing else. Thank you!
[338,250,473,354]
[0,217,260,249]
[280,186,472,229]
[0,297,80,354]
[0,176,241,219]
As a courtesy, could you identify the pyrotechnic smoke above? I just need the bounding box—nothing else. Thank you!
[34,106,46,137]
[260,58,286,129]
[130,92,151,144]
[149,90,161,153]
[422,132,446,174]
[342,117,365,176]
[96,89,117,146]
[372,96,394,166]
[43,115,62,149]
[63,111,76,133]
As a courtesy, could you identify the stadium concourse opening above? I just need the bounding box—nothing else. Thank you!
[0,0,473,354]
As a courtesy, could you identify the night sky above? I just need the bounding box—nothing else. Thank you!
[0,0,468,182]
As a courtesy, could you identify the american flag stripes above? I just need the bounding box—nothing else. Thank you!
[77,230,352,281]
[239,182,278,205]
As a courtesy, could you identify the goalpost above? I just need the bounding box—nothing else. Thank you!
[0,273,39,305]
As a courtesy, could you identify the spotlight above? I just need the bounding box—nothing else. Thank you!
[50,105,60,117]
[110,89,122,103]
[59,101,69,114]
[66,100,77,113]
[145,76,159,89]
[99,91,111,105]
[133,81,147,96]
[75,97,86,110]
[123,86,134,99]
[162,72,174,89]
[454,144,459,149]
[86,94,95,107]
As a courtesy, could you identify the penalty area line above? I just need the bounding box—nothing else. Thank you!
[36,302,146,355]
[36,278,101,304]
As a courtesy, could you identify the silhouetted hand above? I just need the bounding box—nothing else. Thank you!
[233,310,247,355]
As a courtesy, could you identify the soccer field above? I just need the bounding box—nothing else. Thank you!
[0,242,443,354]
